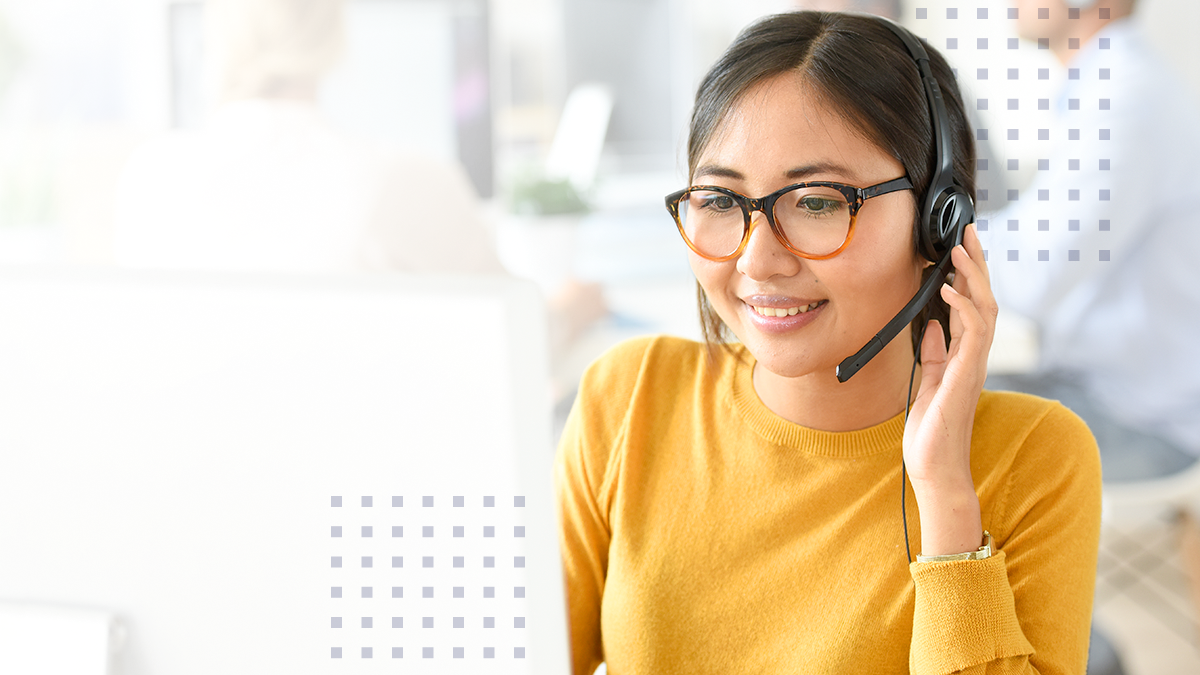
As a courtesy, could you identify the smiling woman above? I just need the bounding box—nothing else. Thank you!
[555,11,1102,675]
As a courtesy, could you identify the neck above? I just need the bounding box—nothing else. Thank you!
[752,329,920,432]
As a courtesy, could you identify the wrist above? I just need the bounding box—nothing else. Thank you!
[913,483,983,557]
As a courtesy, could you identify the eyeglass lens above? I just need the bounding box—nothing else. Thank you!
[677,186,853,258]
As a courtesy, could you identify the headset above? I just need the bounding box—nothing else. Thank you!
[835,18,976,383]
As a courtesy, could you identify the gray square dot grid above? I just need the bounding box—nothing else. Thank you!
[1100,250,1111,262]
[361,525,372,538]
[1007,99,1017,111]
[423,616,434,628]
[1099,189,1110,201]
[1069,98,1079,110]
[1007,68,1018,80]
[1007,159,1018,171]
[977,98,987,111]
[454,647,465,659]
[1007,37,1018,49]
[1007,250,1019,262]
[1038,7,1049,19]
[1007,189,1018,202]
[976,219,988,231]
[484,556,495,568]
[1038,129,1049,141]
[1100,68,1110,80]
[514,526,526,538]
[977,158,988,171]
[423,586,433,598]
[392,647,403,659]
[423,526,434,537]
[977,189,988,202]
[1069,159,1080,171]
[1038,98,1049,110]
[1100,98,1110,110]
[362,617,372,628]
[332,556,342,568]
[332,496,342,507]
[392,495,402,507]
[1069,68,1079,80]
[1038,189,1049,201]
[516,647,526,659]
[332,586,342,598]
[1100,159,1110,170]
[1069,37,1080,50]
[946,7,956,19]
[1069,129,1080,141]
[977,68,987,81]
[453,526,464,537]
[454,587,464,598]
[1038,68,1049,80]
[332,647,342,659]
[1069,250,1081,262]
[454,616,465,628]
[454,556,464,568]
[423,647,433,659]
[1100,129,1110,141]
[1069,189,1080,201]
[362,556,372,568]
[362,647,372,659]
[484,647,495,659]
[1038,38,1049,50]
[362,587,372,598]
[515,587,526,598]
[484,587,495,598]
[392,586,403,598]
[423,556,433,568]
[484,616,495,628]
[1008,7,1018,19]
[484,496,495,507]
[946,37,957,50]
[515,617,526,628]
[977,128,988,141]
[1006,126,1018,140]
[362,496,372,508]
[1069,7,1080,19]
[1038,220,1049,232]
[1039,159,1050,171]
[515,556,526,568]
[1038,250,1049,262]
[982,250,988,261]
[332,616,342,628]
[392,525,402,537]
[1100,220,1111,231]
[484,526,495,537]
[331,526,341,538]
[392,616,403,628]
[1100,8,1111,19]
[977,8,987,19]
[515,496,525,507]
[423,496,434,507]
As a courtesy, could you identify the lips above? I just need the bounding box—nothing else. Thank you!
[749,302,821,317]
[741,296,828,333]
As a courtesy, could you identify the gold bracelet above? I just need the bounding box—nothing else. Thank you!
[916,531,993,563]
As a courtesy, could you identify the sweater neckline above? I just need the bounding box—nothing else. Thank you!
[726,345,906,457]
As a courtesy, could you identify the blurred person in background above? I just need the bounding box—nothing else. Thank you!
[113,0,503,275]
[982,0,1200,484]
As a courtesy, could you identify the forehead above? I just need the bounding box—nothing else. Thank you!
[696,71,902,186]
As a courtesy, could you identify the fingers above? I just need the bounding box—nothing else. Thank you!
[917,318,949,396]
[940,280,994,368]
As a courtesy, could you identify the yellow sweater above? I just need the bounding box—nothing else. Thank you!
[555,336,1101,675]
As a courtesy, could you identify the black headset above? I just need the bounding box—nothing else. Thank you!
[835,17,976,382]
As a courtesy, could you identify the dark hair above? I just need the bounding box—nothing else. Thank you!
[689,11,976,358]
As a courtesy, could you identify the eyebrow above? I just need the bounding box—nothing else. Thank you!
[693,162,862,183]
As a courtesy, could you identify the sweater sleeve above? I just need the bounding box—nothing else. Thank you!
[554,337,654,675]
[909,402,1102,675]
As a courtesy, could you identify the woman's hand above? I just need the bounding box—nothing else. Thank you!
[902,223,998,557]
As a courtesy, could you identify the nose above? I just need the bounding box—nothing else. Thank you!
[735,210,804,281]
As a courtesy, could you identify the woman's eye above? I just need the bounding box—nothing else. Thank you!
[699,195,736,211]
[797,196,842,214]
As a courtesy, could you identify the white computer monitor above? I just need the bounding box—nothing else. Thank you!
[0,267,568,674]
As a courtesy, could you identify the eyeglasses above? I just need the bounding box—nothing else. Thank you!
[664,176,914,262]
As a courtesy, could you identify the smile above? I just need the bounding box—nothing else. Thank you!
[750,302,822,317]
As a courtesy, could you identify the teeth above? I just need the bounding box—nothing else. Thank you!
[751,302,820,317]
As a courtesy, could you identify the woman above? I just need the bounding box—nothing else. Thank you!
[555,12,1101,675]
